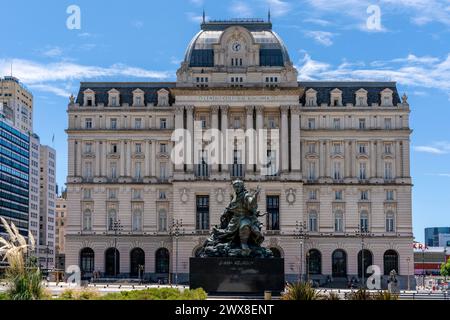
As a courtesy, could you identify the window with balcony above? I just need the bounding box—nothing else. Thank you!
[160,163,167,180]
[84,162,92,178]
[196,150,209,177]
[308,143,316,154]
[233,117,241,129]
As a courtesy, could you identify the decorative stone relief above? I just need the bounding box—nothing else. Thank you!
[215,188,225,204]
[180,188,189,204]
[285,188,296,205]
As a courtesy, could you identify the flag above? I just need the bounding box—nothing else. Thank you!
[52,134,55,143]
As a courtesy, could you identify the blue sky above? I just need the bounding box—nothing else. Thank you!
[1,0,450,242]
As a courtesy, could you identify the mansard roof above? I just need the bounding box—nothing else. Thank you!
[299,81,401,106]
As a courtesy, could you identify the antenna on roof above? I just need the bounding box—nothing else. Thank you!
[202,9,206,24]
[268,8,271,22]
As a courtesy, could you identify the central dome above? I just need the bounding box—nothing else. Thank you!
[183,19,291,68]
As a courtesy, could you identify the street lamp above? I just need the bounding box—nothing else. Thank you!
[406,257,411,291]
[112,219,123,277]
[355,224,370,289]
[169,219,184,286]
[293,220,308,283]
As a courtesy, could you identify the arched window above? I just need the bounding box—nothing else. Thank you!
[108,209,117,231]
[360,210,369,232]
[308,210,318,232]
[307,249,322,275]
[104,248,120,276]
[155,248,169,274]
[83,209,92,231]
[384,250,399,275]
[386,211,395,232]
[158,209,167,232]
[130,248,145,278]
[79,247,94,274]
[132,210,142,232]
[357,249,373,278]
[332,249,347,277]
[269,247,282,258]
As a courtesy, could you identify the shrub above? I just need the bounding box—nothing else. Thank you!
[0,292,9,300]
[324,291,341,300]
[347,289,373,300]
[58,288,101,300]
[373,291,399,300]
[282,282,322,300]
[101,288,207,300]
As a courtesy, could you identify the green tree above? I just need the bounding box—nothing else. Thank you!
[441,258,450,280]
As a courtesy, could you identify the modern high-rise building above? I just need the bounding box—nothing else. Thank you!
[0,116,30,237]
[425,227,450,247]
[0,76,33,133]
[65,18,414,288]
[55,194,67,271]
[38,145,56,270]
[28,133,40,243]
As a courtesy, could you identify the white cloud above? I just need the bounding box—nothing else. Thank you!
[230,1,254,17]
[42,46,63,58]
[303,18,332,26]
[132,20,144,29]
[438,173,450,178]
[304,31,335,46]
[266,0,290,17]
[413,142,450,155]
[186,12,209,23]
[295,52,450,95]
[0,58,172,98]
[189,0,204,6]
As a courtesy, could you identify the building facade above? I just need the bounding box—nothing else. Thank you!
[38,145,56,270]
[0,76,33,133]
[65,19,414,288]
[55,195,67,271]
[425,227,450,247]
[28,134,40,243]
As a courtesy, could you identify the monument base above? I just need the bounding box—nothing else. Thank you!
[189,257,285,295]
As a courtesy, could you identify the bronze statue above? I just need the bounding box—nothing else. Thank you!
[197,180,273,258]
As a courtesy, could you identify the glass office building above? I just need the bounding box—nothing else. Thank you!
[425,227,450,247]
[0,116,29,237]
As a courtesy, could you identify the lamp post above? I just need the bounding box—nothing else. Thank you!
[169,219,184,286]
[112,219,123,277]
[406,257,411,291]
[294,220,308,283]
[355,224,370,289]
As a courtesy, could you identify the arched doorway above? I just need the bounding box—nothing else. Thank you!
[79,247,94,275]
[332,249,347,277]
[383,250,399,275]
[357,249,373,278]
[269,247,282,258]
[105,248,120,276]
[130,248,145,278]
[307,249,322,275]
[155,248,170,274]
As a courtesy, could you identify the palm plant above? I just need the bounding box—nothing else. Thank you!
[282,282,323,300]
[0,217,43,300]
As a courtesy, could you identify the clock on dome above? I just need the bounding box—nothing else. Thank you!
[232,41,241,52]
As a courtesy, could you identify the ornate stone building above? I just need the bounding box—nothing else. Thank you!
[65,18,413,288]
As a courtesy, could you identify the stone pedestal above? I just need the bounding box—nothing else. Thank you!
[189,257,284,294]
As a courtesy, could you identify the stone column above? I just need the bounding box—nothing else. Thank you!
[403,140,410,177]
[126,140,131,177]
[185,105,194,172]
[151,140,157,178]
[377,140,383,178]
[370,141,376,179]
[245,105,254,173]
[145,139,151,177]
[95,141,101,177]
[325,140,330,178]
[290,105,301,174]
[76,140,82,177]
[211,105,220,174]
[345,140,351,178]
[120,141,126,177]
[255,105,264,174]
[68,139,75,177]
[351,140,356,177]
[174,106,184,172]
[280,105,290,173]
[220,105,229,173]
[101,141,107,177]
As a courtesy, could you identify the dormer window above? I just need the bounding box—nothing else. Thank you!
[157,89,169,106]
[330,88,343,106]
[230,76,244,87]
[108,89,120,107]
[265,76,279,88]
[381,88,393,106]
[133,89,145,106]
[83,89,95,107]
[305,89,317,107]
[355,88,368,106]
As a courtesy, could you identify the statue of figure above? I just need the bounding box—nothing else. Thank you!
[387,269,400,294]
[69,94,75,105]
[197,180,273,258]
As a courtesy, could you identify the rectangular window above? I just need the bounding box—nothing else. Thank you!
[83,189,92,199]
[334,212,343,232]
[196,195,209,230]
[160,118,167,129]
[308,143,316,154]
[110,162,117,179]
[85,143,92,153]
[359,119,366,129]
[160,143,167,153]
[360,213,369,232]
[111,143,118,154]
[84,162,92,178]
[160,163,167,180]
[200,116,207,129]
[135,162,142,179]
[266,196,280,231]
[384,162,393,179]
[358,143,367,154]
[268,116,276,129]
[384,143,392,154]
[333,118,341,129]
[308,162,316,180]
[308,190,317,200]
[386,190,395,201]
[108,189,117,199]
[135,143,142,153]
[308,118,316,129]
[234,117,241,129]
[85,118,92,129]
[309,212,318,232]
[360,190,369,201]
[332,143,341,155]
[386,214,395,232]
[110,118,117,129]
[384,118,392,129]
[359,163,367,180]
[132,189,142,200]
[135,118,142,129]
[335,190,343,200]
